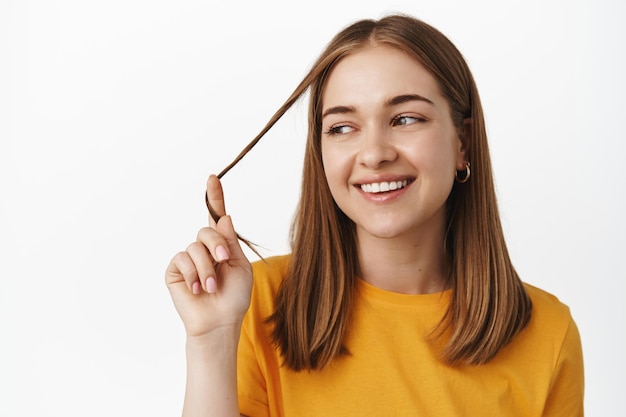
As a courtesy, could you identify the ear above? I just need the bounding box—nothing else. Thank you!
[456,118,471,169]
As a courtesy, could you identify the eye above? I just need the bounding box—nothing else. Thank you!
[391,115,427,126]
[324,124,355,135]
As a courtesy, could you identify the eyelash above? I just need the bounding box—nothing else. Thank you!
[324,114,427,136]
[324,125,353,136]
[391,115,427,126]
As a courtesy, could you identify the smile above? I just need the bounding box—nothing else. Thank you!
[360,180,409,194]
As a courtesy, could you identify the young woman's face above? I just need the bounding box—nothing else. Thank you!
[320,45,467,242]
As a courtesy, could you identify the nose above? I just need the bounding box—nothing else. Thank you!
[356,127,398,168]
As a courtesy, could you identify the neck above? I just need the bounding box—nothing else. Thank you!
[356,220,449,295]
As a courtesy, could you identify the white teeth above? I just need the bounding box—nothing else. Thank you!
[360,180,408,193]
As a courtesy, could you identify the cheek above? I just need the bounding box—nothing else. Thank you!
[321,145,356,210]
[412,133,460,173]
[321,144,347,185]
[401,141,449,172]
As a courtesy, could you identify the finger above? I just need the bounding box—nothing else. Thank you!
[215,215,248,263]
[186,241,218,293]
[196,226,234,293]
[206,175,226,228]
[197,225,231,257]
[166,251,200,294]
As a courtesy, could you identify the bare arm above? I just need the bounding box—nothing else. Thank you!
[183,329,241,417]
[166,176,253,417]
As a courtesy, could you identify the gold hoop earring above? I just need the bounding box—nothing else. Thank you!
[455,162,471,183]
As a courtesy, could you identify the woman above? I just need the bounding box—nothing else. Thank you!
[165,14,584,416]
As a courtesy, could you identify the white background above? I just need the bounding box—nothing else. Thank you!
[1,0,624,415]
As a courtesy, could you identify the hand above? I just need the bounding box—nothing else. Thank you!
[165,175,253,337]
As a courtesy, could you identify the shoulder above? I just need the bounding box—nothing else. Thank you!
[247,254,291,318]
[523,283,573,328]
[251,254,291,292]
[520,284,585,414]
[519,283,582,362]
[493,283,583,377]
[251,253,291,277]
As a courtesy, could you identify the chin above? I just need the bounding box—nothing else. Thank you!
[357,223,412,240]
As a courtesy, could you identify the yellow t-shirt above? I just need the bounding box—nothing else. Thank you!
[237,255,584,417]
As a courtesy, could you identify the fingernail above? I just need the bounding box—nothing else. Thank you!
[215,245,229,262]
[206,277,217,293]
[192,281,201,295]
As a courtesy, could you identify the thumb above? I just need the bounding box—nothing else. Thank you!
[215,215,248,261]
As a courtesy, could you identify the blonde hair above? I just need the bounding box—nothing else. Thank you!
[216,14,532,371]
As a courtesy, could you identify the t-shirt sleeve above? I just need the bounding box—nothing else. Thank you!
[542,313,585,417]
[237,316,270,417]
[236,255,290,417]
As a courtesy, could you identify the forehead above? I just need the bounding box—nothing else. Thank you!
[321,45,444,108]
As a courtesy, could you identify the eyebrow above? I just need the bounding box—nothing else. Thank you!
[386,94,434,107]
[322,94,434,119]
